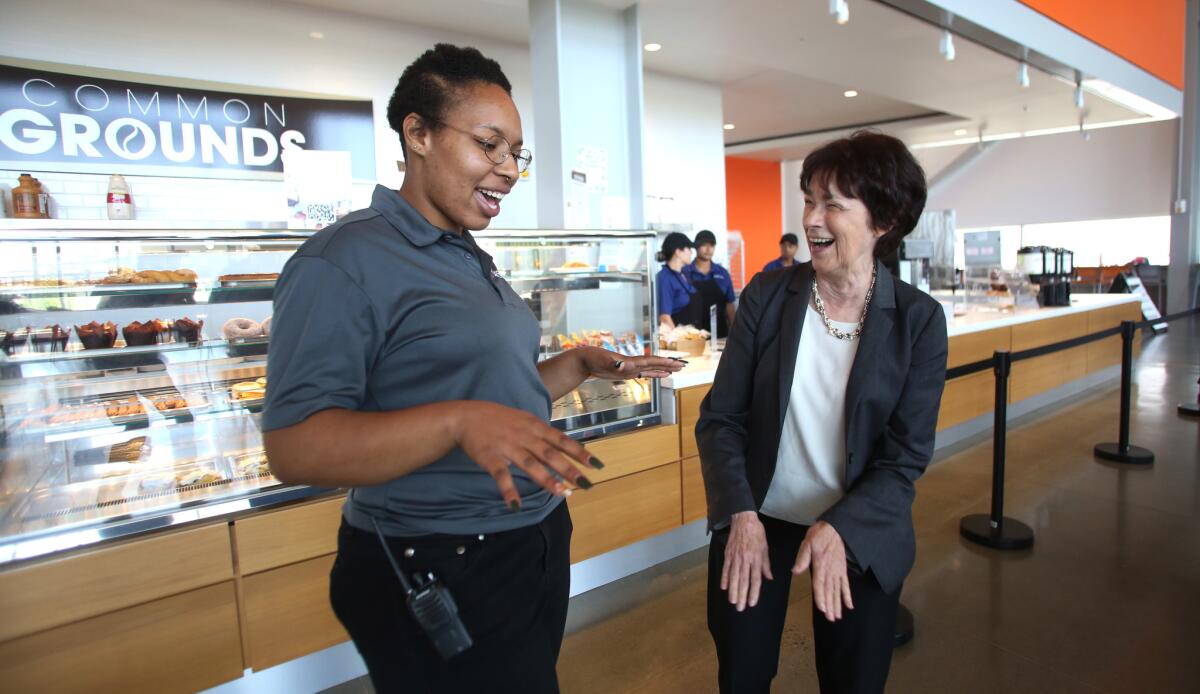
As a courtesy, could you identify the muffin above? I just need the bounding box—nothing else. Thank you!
[172,317,204,343]
[122,320,163,347]
[1,328,29,356]
[75,321,118,350]
[31,325,69,353]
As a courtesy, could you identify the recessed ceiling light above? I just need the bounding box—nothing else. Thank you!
[644,43,662,52]
[843,90,858,98]
[723,123,736,131]
[954,128,968,136]
[309,31,325,39]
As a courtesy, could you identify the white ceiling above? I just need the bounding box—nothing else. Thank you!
[274,0,1153,160]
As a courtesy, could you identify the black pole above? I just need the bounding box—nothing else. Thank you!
[989,350,1010,529]
[1118,319,1133,451]
[1180,376,1200,417]
[960,350,1034,550]
[1094,320,1155,464]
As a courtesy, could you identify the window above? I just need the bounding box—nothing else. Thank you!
[957,216,1171,269]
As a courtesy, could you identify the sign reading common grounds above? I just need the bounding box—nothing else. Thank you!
[0,64,375,179]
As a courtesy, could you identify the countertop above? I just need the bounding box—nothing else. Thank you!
[660,293,1141,391]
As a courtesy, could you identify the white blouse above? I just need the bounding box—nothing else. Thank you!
[760,303,860,526]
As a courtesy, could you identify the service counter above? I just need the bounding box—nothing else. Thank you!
[0,294,1142,692]
[662,294,1143,432]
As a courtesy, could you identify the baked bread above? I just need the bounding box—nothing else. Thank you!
[231,380,265,400]
[176,469,224,487]
[100,267,137,284]
[218,272,279,282]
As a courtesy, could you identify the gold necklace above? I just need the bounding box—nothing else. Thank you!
[812,265,876,341]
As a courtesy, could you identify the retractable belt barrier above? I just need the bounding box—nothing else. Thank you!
[952,306,1200,551]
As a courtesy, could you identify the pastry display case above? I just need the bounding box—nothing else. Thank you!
[0,224,660,563]
[475,229,661,439]
[0,223,316,563]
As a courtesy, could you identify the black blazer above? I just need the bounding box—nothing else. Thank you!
[696,260,948,593]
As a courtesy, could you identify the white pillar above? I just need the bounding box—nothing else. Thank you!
[1168,0,1199,312]
[529,0,646,230]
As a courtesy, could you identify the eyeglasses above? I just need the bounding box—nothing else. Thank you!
[436,121,532,174]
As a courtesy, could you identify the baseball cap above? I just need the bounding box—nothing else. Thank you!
[661,232,694,258]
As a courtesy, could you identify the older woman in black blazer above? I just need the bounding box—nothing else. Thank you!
[697,131,947,694]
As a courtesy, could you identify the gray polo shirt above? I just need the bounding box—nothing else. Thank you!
[264,185,561,536]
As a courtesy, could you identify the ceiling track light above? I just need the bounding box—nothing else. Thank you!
[1074,70,1085,110]
[939,30,956,61]
[1017,61,1030,88]
[829,0,849,25]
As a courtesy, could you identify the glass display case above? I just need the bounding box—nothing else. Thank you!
[477,230,660,439]
[0,224,659,562]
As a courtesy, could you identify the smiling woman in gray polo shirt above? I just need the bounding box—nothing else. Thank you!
[262,44,679,693]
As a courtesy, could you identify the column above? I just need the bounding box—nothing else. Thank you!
[1168,0,1199,312]
[528,0,645,230]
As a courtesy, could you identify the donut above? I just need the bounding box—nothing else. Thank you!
[222,317,262,340]
[260,315,272,336]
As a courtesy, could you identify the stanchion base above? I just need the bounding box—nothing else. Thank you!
[1179,402,1200,417]
[893,603,914,648]
[959,514,1034,550]
[1093,442,1155,465]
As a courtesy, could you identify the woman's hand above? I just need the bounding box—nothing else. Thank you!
[721,511,774,611]
[452,401,600,511]
[793,521,854,622]
[582,347,684,380]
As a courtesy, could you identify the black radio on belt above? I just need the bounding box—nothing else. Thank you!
[370,518,473,660]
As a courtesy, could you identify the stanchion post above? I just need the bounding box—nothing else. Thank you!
[989,350,1010,529]
[1179,376,1200,417]
[960,350,1035,550]
[1094,320,1155,464]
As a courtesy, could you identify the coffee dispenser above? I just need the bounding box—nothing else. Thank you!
[1055,248,1074,306]
[897,238,933,294]
[1017,245,1055,306]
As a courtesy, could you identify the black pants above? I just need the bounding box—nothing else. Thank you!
[330,502,572,694]
[707,513,899,694]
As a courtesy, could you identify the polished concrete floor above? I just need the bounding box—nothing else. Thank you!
[330,317,1200,693]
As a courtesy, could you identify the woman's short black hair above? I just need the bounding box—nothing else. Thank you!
[800,130,927,258]
[387,43,513,159]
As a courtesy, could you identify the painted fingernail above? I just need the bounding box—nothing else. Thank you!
[589,456,606,469]
[671,357,689,364]
[613,360,624,369]
[576,476,594,490]
[508,500,521,513]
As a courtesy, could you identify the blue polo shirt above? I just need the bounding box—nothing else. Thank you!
[763,257,791,272]
[656,265,696,317]
[684,261,737,303]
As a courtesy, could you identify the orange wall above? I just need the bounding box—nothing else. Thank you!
[725,157,782,276]
[1019,0,1186,89]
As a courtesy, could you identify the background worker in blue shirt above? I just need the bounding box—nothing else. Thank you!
[656,232,704,329]
[684,229,737,337]
[762,232,800,272]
